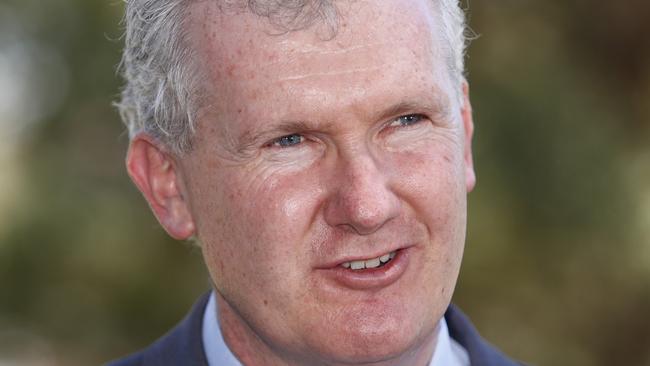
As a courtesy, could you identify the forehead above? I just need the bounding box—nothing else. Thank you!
[187,0,453,124]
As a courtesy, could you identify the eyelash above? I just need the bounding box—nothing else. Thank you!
[270,134,305,148]
[268,114,427,148]
[390,114,426,127]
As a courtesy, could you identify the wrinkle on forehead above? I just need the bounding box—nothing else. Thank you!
[276,39,390,55]
[277,65,384,82]
[268,39,392,81]
[220,37,395,84]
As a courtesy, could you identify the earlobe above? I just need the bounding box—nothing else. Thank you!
[126,135,196,240]
[461,82,476,193]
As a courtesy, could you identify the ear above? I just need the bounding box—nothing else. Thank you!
[126,135,196,240]
[461,81,476,193]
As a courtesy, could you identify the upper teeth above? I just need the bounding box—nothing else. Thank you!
[341,251,396,270]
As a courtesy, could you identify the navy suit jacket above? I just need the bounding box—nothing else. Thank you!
[108,293,523,366]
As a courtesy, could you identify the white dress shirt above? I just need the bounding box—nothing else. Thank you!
[203,292,469,366]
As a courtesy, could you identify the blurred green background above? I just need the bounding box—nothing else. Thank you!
[0,0,648,365]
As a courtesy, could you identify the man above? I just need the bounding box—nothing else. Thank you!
[110,0,523,365]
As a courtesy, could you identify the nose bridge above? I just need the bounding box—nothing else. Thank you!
[324,145,400,235]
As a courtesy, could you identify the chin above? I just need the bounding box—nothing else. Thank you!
[303,311,431,365]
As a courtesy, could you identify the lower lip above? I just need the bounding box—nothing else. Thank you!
[317,249,410,291]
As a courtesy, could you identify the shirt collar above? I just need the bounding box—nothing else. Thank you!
[202,292,241,366]
[202,291,468,366]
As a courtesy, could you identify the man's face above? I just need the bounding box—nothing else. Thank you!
[177,0,475,364]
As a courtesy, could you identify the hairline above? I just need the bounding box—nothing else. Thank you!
[117,0,468,155]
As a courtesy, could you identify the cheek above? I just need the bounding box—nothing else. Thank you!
[195,165,324,297]
[393,141,466,204]
[389,146,467,306]
[391,143,468,248]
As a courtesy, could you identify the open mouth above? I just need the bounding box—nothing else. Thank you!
[340,251,397,270]
[319,248,409,290]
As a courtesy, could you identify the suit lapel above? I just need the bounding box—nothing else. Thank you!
[445,305,523,366]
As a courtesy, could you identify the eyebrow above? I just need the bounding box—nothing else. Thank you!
[234,93,452,150]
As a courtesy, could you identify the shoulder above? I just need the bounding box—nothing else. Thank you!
[106,352,143,366]
[445,304,527,366]
[105,293,211,366]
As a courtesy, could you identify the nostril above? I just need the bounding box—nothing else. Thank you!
[327,197,400,235]
[323,158,400,233]
[347,199,400,235]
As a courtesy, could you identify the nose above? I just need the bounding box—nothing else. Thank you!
[323,152,400,235]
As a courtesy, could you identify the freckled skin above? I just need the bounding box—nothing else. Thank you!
[176,0,476,365]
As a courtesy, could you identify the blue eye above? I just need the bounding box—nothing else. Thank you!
[395,114,424,126]
[273,134,304,147]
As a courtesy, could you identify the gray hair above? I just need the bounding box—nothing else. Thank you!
[116,0,469,154]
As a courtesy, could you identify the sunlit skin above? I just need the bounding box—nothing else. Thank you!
[126,0,476,365]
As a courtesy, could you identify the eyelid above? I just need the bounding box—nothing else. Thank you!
[267,133,306,148]
[388,113,427,127]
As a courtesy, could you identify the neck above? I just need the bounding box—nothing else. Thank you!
[214,291,439,366]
